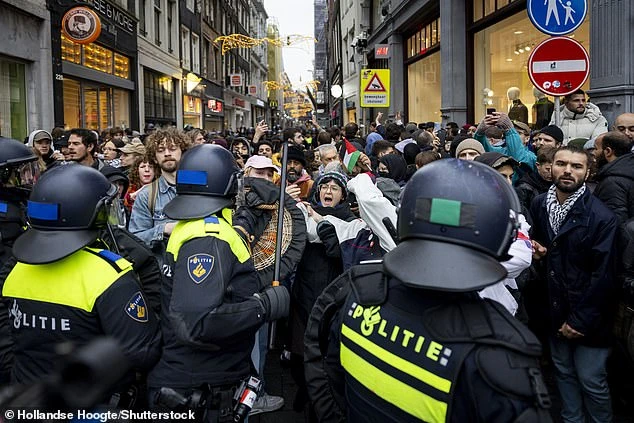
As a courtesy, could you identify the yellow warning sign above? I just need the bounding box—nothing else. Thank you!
[361,69,390,108]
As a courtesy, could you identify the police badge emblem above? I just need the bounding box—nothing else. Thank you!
[187,254,215,284]
[125,292,148,323]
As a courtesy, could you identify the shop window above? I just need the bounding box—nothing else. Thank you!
[63,77,130,131]
[408,52,441,123]
[0,59,27,140]
[406,18,440,59]
[473,10,590,124]
[61,35,81,64]
[63,78,81,128]
[61,34,130,79]
[473,0,521,21]
[84,44,113,74]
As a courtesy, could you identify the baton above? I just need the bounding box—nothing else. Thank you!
[269,142,289,349]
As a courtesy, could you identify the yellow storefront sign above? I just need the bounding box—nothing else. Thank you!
[360,69,390,108]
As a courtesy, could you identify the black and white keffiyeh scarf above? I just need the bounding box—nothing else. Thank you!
[546,183,586,235]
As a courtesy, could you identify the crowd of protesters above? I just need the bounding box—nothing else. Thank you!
[6,87,634,421]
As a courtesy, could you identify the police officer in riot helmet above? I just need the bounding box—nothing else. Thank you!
[0,165,161,386]
[305,159,552,422]
[0,137,40,265]
[147,144,289,422]
[0,137,41,383]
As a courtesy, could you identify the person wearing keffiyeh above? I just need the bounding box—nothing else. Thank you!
[529,146,618,423]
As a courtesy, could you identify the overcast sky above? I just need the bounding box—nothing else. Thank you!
[263,0,315,87]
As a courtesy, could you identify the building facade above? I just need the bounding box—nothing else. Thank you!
[267,18,284,128]
[249,0,269,125]
[49,0,139,132]
[201,0,225,132]
[222,0,251,132]
[137,0,182,130]
[326,0,633,129]
[179,0,203,129]
[0,0,54,140]
[313,0,328,125]
[326,0,343,127]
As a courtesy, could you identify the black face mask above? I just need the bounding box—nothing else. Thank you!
[241,154,250,162]
[378,170,390,178]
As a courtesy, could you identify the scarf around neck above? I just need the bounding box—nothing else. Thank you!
[546,183,586,235]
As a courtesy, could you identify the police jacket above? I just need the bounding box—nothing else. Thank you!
[305,263,552,423]
[0,247,162,384]
[148,209,265,389]
[530,188,619,347]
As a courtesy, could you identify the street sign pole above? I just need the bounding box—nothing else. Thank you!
[554,96,560,127]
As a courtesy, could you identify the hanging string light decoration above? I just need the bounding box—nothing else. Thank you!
[214,34,282,54]
[215,34,317,55]
[263,81,290,91]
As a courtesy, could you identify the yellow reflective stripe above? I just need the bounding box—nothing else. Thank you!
[341,324,452,393]
[3,249,129,312]
[166,212,250,263]
[341,343,447,423]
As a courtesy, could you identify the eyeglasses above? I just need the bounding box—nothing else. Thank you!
[320,184,342,193]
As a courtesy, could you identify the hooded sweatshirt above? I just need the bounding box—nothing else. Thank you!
[27,130,56,167]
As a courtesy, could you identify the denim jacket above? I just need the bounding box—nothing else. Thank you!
[129,176,177,248]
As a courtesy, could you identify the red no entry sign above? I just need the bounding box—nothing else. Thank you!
[528,36,589,96]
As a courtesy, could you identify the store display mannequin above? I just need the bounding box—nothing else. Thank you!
[532,87,554,130]
[507,87,528,124]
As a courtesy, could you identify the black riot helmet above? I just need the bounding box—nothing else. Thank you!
[1,137,39,240]
[13,165,120,264]
[163,144,242,220]
[383,159,521,292]
[0,137,39,195]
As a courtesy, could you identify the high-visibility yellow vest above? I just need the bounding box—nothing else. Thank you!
[166,208,250,263]
[340,298,469,423]
[4,248,132,312]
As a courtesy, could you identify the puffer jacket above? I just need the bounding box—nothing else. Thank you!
[549,102,608,145]
[594,153,634,225]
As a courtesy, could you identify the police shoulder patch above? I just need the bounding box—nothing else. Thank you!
[187,253,215,284]
[125,292,148,323]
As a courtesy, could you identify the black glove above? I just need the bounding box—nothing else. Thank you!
[256,286,290,322]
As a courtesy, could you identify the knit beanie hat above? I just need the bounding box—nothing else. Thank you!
[317,171,348,200]
[537,125,564,144]
[455,138,485,158]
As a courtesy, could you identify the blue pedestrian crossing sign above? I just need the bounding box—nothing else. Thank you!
[527,0,587,36]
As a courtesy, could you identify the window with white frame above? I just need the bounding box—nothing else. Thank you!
[182,27,191,69]
[192,33,200,73]
[154,0,161,45]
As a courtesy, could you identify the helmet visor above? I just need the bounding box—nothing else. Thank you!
[2,161,41,190]
[90,183,124,228]
[107,199,127,228]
